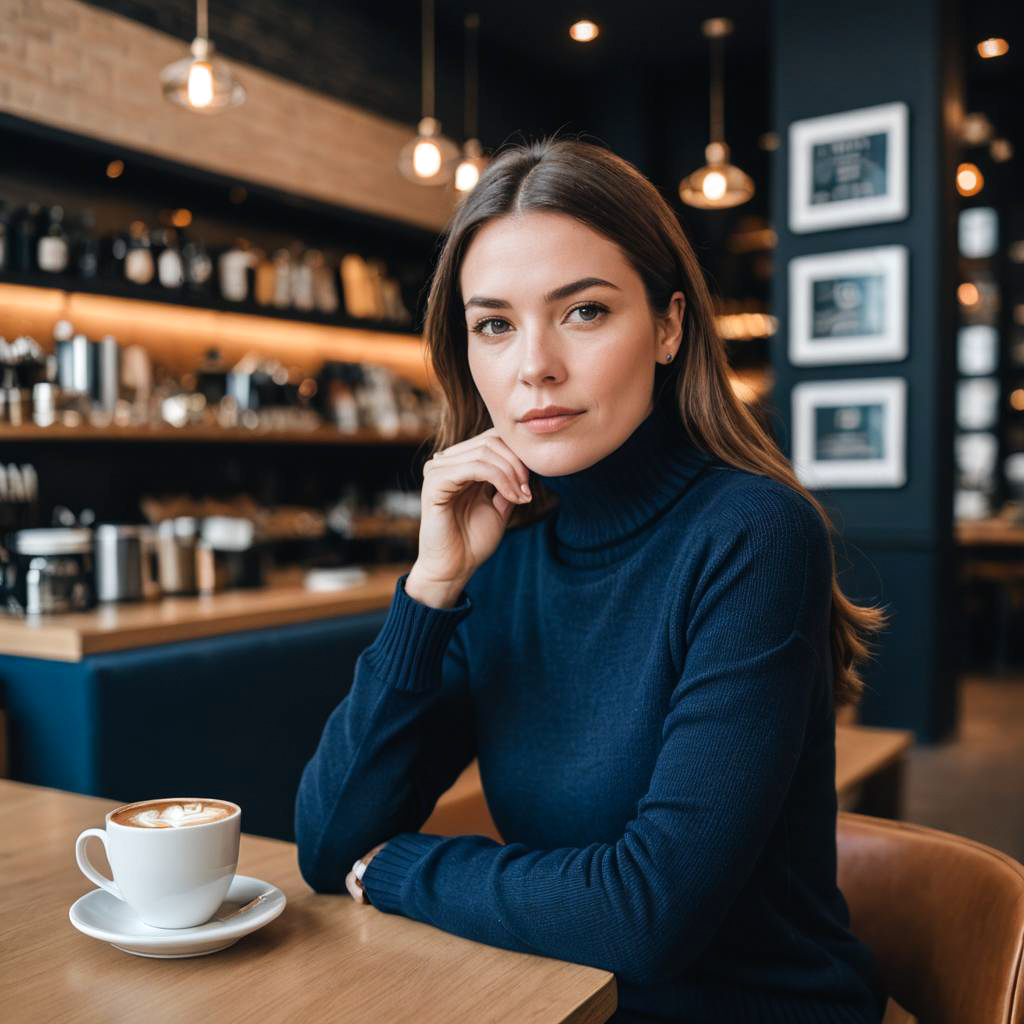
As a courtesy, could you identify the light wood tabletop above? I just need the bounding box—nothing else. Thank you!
[0,564,409,662]
[955,516,1024,547]
[0,780,617,1024]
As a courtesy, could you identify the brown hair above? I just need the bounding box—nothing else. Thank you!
[420,136,885,709]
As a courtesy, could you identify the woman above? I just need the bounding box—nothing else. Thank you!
[295,138,889,1023]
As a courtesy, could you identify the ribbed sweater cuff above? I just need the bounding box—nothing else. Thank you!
[361,832,444,914]
[363,573,472,693]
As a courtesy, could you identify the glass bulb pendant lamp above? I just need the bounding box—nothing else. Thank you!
[679,18,754,209]
[399,0,459,185]
[160,0,245,113]
[455,13,488,194]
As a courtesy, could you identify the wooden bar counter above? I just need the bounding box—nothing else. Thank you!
[0,563,409,662]
[0,779,617,1023]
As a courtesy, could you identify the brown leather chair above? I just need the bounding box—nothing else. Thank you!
[838,811,1024,1024]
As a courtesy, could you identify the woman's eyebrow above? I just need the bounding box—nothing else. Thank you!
[463,276,620,310]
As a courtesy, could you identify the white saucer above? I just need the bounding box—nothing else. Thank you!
[69,874,286,958]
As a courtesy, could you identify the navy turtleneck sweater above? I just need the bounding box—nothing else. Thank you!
[294,399,888,1024]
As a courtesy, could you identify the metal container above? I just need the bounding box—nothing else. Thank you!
[55,333,96,397]
[155,516,198,595]
[96,335,120,412]
[94,524,155,603]
[196,516,265,595]
[8,528,94,614]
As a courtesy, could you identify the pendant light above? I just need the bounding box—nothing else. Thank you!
[455,14,488,194]
[679,18,754,209]
[399,0,459,186]
[160,0,245,114]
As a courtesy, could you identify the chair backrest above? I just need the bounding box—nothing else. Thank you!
[837,811,1024,1024]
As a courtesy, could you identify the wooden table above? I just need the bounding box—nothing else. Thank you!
[0,564,408,662]
[0,780,617,1024]
[956,517,1024,547]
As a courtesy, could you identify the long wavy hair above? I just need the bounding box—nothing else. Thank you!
[419,136,885,709]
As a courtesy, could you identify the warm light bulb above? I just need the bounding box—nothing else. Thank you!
[1011,389,1024,412]
[187,60,215,108]
[702,170,728,202]
[569,20,599,42]
[956,162,984,197]
[413,138,443,178]
[958,282,980,306]
[455,159,481,192]
[977,37,1009,58]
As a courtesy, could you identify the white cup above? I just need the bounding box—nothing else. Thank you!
[75,798,241,929]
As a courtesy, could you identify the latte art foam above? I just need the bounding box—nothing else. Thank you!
[113,800,234,829]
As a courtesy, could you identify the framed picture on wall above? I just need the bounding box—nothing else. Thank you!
[788,101,909,233]
[788,245,908,365]
[791,377,907,488]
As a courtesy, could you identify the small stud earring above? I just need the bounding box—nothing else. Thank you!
[665,353,673,363]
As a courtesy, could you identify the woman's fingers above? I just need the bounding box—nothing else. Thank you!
[427,456,529,507]
[429,432,530,489]
[345,869,366,903]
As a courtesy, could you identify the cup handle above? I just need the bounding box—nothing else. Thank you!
[75,828,124,900]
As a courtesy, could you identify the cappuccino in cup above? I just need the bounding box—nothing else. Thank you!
[75,796,241,929]
[111,799,236,829]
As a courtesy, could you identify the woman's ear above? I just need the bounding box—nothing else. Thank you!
[655,291,686,361]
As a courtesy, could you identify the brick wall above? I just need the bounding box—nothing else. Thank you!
[0,0,456,231]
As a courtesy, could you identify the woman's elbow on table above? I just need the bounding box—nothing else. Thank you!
[296,839,346,894]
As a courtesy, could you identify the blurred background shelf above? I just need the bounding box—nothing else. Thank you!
[0,423,432,445]
[0,281,432,385]
[0,271,421,336]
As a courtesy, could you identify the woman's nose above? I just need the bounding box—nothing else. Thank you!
[516,327,567,387]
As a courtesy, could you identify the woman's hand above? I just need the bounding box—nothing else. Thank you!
[410,428,532,603]
[346,840,389,904]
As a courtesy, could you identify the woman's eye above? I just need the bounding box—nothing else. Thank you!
[567,303,607,323]
[471,318,512,337]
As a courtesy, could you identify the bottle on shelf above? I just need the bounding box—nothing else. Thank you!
[217,239,253,303]
[123,221,155,286]
[290,246,316,313]
[249,249,271,307]
[74,209,100,279]
[155,228,185,289]
[181,234,213,295]
[10,202,42,273]
[36,206,70,274]
[271,248,291,309]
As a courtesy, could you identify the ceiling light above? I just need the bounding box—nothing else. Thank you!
[455,14,488,195]
[569,20,599,43]
[977,38,1009,58]
[399,0,458,185]
[679,18,754,209]
[160,0,245,114]
[956,162,984,197]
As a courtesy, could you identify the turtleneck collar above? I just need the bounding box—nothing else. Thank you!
[532,398,713,557]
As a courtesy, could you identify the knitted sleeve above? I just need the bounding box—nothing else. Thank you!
[360,490,832,986]
[294,572,476,893]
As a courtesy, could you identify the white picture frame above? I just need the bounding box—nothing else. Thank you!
[788,101,909,233]
[788,245,908,366]
[792,377,907,489]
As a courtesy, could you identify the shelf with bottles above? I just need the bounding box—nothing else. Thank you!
[0,113,438,338]
[0,307,440,443]
[0,223,421,337]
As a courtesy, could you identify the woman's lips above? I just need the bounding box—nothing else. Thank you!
[520,411,585,434]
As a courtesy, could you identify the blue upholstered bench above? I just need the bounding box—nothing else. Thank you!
[0,608,387,841]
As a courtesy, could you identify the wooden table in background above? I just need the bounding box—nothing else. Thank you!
[0,780,616,1024]
[0,564,409,662]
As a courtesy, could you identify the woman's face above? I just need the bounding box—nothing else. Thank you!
[460,211,685,477]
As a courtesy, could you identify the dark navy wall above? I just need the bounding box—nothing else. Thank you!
[770,0,961,740]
